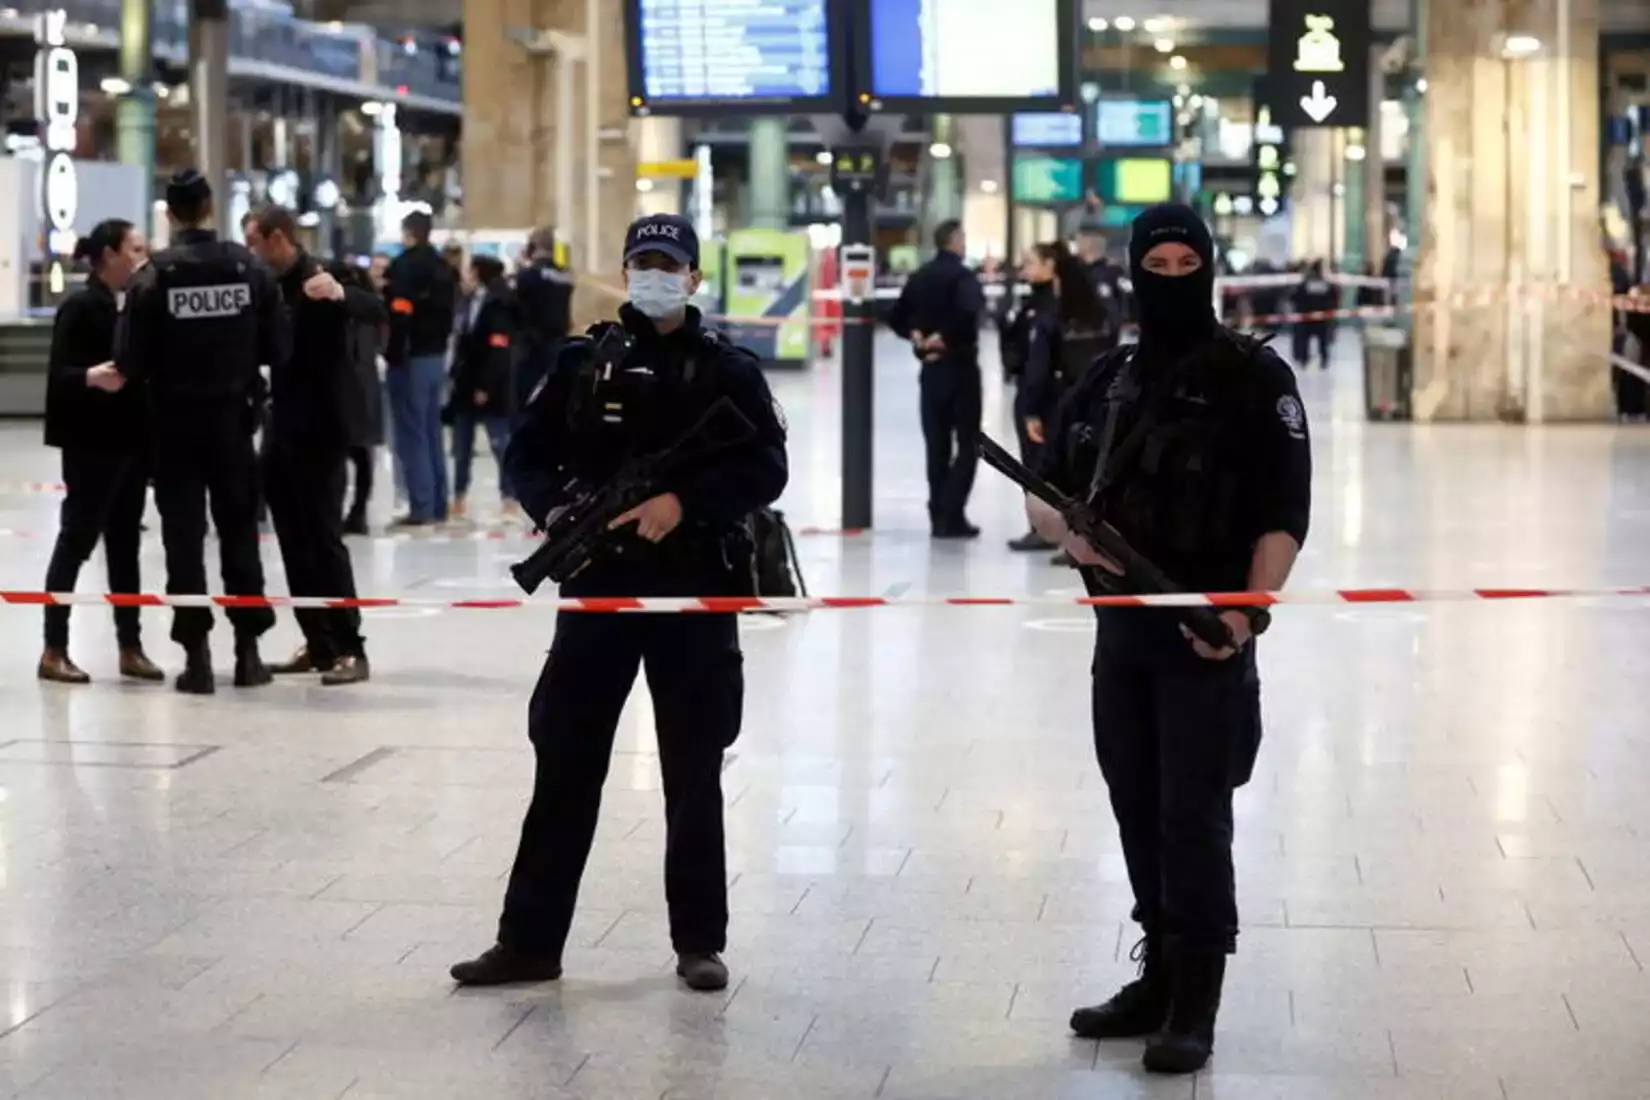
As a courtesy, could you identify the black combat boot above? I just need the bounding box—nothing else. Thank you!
[233,639,272,688]
[174,643,215,695]
[449,943,562,987]
[1070,934,1172,1040]
[1142,950,1226,1075]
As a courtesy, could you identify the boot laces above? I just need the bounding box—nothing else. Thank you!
[1128,935,1149,977]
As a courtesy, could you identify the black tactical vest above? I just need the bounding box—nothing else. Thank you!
[1072,330,1265,569]
[149,242,263,404]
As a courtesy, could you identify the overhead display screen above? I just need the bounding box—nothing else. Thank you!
[857,0,1076,111]
[1096,158,1172,205]
[1012,112,1083,148]
[1012,156,1085,204]
[1096,100,1174,148]
[625,0,841,114]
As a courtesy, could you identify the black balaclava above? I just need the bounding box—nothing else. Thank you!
[1128,203,1217,354]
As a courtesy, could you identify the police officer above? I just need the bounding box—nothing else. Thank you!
[1292,258,1337,369]
[512,225,574,413]
[887,219,985,538]
[1026,204,1312,1074]
[243,205,382,685]
[114,170,288,694]
[450,214,787,994]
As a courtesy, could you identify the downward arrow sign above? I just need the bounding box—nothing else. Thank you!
[1300,80,1338,124]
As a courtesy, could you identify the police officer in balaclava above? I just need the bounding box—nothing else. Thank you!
[1023,203,1313,1074]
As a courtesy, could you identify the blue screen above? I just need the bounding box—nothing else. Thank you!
[1013,112,1083,147]
[636,0,833,103]
[868,0,1063,100]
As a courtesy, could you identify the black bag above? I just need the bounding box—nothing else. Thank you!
[750,507,806,598]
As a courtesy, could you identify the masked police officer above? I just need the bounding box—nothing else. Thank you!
[450,214,788,994]
[114,170,288,694]
[1027,204,1312,1074]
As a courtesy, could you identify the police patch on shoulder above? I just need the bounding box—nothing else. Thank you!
[1277,395,1306,438]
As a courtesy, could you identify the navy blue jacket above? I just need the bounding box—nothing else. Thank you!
[505,304,789,596]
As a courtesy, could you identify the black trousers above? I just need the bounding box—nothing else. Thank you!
[1091,615,1263,954]
[919,361,982,524]
[153,412,275,647]
[42,448,148,650]
[1292,322,1332,368]
[499,612,743,958]
[345,446,374,521]
[263,439,365,663]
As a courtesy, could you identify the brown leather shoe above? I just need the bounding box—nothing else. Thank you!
[37,648,89,685]
[320,655,370,686]
[270,646,331,675]
[118,648,165,682]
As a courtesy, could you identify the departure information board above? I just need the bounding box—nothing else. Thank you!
[626,0,841,114]
[855,0,1075,112]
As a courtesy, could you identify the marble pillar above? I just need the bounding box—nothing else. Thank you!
[747,117,789,230]
[1411,0,1612,422]
[462,0,637,328]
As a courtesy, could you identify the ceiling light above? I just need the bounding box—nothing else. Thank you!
[815,150,833,165]
[1087,16,1108,31]
[1154,38,1175,53]
[1113,16,1136,31]
[929,141,953,159]
[1415,77,1428,92]
[980,180,999,194]
[1169,55,1188,70]
[1345,144,1368,161]
[1143,16,1169,33]
[1502,34,1541,57]
[99,76,132,95]
[635,178,655,193]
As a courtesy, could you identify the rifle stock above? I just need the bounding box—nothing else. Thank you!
[977,434,1236,649]
[511,397,756,595]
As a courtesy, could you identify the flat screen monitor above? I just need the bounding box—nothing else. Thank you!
[1096,158,1172,205]
[1012,156,1085,204]
[1095,99,1174,148]
[1012,112,1083,148]
[624,0,844,115]
[855,0,1077,112]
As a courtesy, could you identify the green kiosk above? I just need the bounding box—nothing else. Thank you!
[717,227,812,370]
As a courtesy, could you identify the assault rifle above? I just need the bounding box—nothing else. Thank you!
[977,433,1236,650]
[511,397,757,595]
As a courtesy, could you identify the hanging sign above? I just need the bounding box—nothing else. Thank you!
[1265,0,1370,129]
[35,9,78,298]
[1250,78,1291,218]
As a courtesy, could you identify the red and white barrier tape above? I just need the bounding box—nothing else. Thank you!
[2,586,1647,613]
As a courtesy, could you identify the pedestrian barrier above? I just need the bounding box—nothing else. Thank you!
[1,585,1646,614]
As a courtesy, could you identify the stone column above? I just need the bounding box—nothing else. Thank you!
[1288,128,1337,263]
[747,117,789,229]
[1412,0,1612,421]
[462,0,637,328]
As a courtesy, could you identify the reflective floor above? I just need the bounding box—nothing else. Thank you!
[0,331,1646,1098]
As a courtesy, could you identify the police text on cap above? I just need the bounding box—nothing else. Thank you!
[634,223,682,241]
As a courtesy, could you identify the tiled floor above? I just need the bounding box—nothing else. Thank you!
[0,330,1646,1098]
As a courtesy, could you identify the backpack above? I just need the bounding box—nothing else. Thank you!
[749,507,807,599]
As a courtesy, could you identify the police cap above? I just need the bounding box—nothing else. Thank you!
[623,214,698,269]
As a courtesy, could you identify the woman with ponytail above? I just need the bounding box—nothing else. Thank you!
[38,218,162,684]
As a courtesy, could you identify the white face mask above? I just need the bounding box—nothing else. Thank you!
[628,268,691,319]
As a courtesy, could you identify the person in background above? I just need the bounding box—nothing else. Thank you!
[343,256,391,534]
[366,251,405,516]
[448,254,520,522]
[1003,246,1060,552]
[513,226,574,413]
[1012,241,1115,556]
[38,219,163,685]
[1076,230,1128,336]
[1617,254,1650,422]
[886,219,986,539]
[244,205,381,684]
[1291,259,1336,369]
[384,211,458,528]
